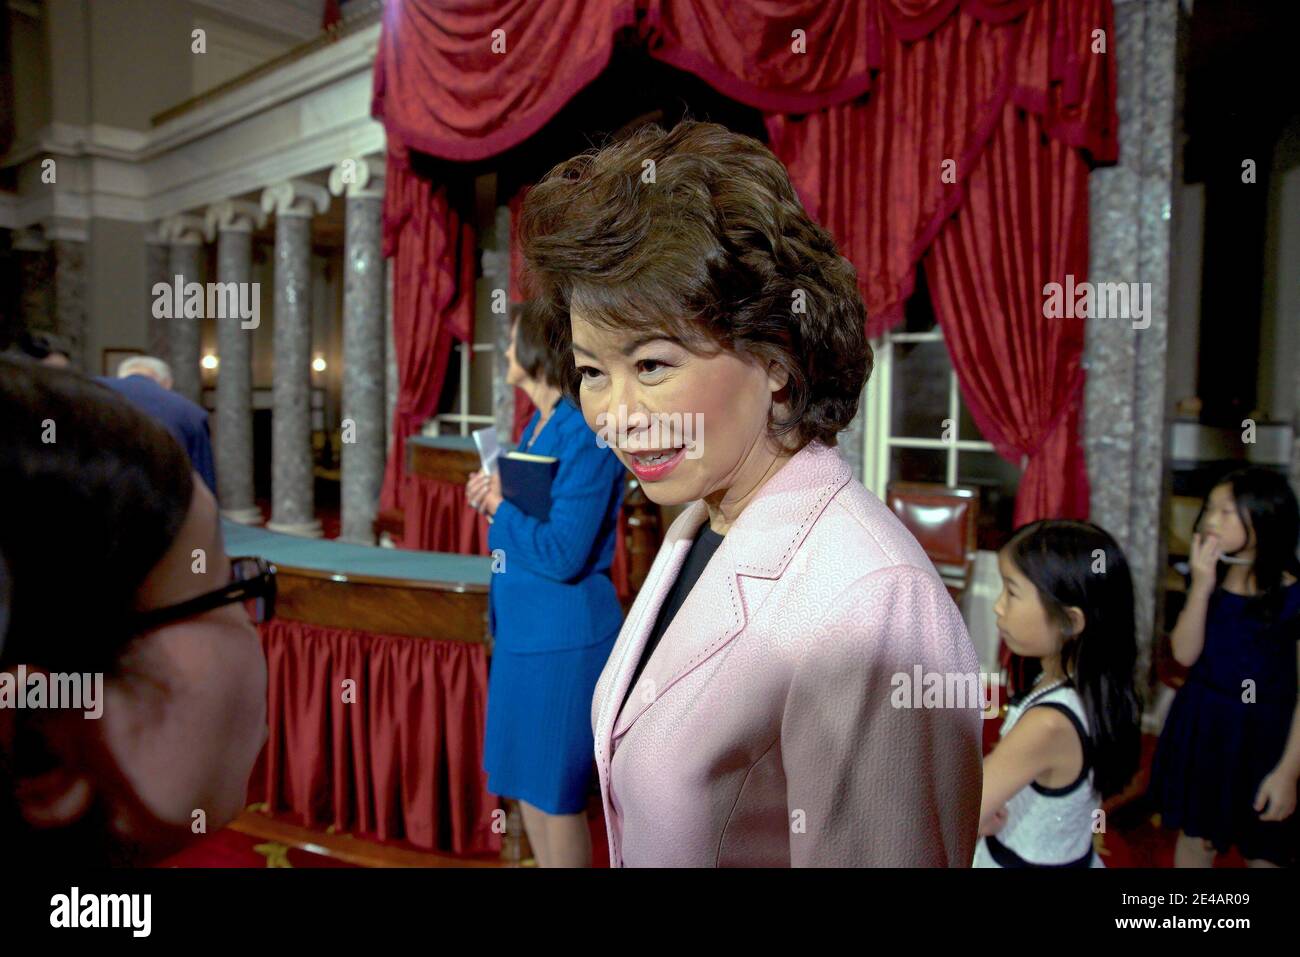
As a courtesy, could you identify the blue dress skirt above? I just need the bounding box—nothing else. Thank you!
[483,633,616,814]
[1148,583,1300,865]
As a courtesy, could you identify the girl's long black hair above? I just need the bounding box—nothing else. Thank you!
[1003,520,1142,799]
[1193,467,1300,621]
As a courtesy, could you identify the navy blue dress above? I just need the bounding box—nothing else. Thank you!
[1148,582,1300,864]
[481,399,626,814]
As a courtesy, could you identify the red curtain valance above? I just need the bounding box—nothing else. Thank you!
[373,0,1114,164]
[374,0,1114,528]
[373,0,638,162]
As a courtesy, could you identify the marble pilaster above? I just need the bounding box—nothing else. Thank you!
[48,222,88,371]
[12,228,53,340]
[1084,0,1181,694]
[145,231,171,364]
[329,157,386,544]
[159,214,207,404]
[205,200,266,525]
[262,180,330,537]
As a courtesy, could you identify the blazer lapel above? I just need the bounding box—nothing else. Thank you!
[605,440,852,743]
[595,500,705,753]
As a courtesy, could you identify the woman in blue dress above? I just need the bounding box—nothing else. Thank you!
[466,302,626,866]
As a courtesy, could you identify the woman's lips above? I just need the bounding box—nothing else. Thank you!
[627,446,687,482]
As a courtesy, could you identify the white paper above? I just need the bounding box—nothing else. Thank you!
[472,426,500,475]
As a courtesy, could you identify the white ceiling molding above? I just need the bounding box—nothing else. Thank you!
[0,23,385,229]
[189,0,323,42]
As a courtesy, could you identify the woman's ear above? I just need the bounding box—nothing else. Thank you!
[767,359,790,396]
[1062,606,1086,639]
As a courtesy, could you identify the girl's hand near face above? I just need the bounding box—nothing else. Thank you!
[1189,532,1220,593]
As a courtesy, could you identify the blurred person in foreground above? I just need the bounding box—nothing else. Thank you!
[0,357,270,865]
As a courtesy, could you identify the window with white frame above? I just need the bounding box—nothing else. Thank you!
[431,340,497,436]
[861,274,1021,550]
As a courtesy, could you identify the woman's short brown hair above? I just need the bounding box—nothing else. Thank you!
[519,119,872,449]
[509,300,566,391]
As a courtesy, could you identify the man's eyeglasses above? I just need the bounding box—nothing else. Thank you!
[131,556,277,634]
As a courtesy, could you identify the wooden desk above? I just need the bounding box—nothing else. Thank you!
[223,519,492,643]
[407,433,497,485]
[219,522,513,864]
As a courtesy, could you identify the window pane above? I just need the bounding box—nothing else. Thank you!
[956,450,1021,550]
[889,340,952,438]
[890,447,947,485]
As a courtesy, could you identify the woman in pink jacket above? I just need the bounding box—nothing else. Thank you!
[519,120,983,867]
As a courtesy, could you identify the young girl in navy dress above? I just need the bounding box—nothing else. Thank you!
[1149,468,1300,867]
[974,521,1142,867]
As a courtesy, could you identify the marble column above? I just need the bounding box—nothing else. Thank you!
[1084,0,1180,696]
[329,157,386,544]
[159,214,207,404]
[261,180,330,537]
[205,200,267,525]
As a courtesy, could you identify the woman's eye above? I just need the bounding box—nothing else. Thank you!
[638,359,670,376]
[577,366,604,381]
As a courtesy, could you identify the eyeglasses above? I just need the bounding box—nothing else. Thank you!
[130,556,277,634]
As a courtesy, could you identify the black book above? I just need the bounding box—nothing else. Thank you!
[498,450,559,521]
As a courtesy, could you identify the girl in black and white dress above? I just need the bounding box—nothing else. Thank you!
[974,521,1143,867]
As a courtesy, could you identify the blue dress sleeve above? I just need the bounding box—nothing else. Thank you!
[488,428,623,583]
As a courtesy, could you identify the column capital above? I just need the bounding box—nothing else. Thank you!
[261,179,331,219]
[328,155,386,200]
[204,199,267,241]
[159,214,207,246]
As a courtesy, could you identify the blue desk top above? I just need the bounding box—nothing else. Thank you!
[221,521,493,590]
[407,433,516,454]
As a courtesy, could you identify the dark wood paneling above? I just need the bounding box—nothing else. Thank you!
[275,569,488,643]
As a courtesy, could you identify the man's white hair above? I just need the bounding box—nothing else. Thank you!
[117,355,174,390]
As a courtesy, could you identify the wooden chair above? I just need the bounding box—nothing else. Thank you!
[885,482,980,604]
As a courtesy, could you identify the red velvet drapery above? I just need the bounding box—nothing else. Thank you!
[404,476,492,555]
[378,149,476,515]
[372,0,1117,526]
[248,619,499,856]
[925,108,1092,526]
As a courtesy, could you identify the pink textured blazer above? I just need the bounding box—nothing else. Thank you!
[591,439,983,866]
